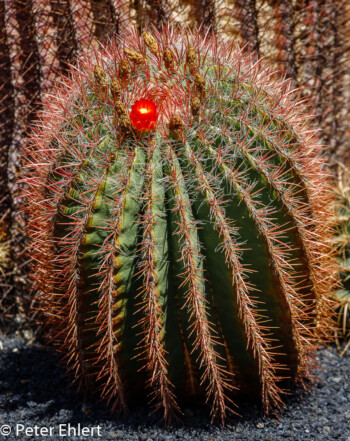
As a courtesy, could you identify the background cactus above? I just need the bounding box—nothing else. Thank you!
[333,165,350,355]
[22,27,337,423]
[1,0,349,331]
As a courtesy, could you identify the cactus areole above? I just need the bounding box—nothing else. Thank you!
[23,27,337,423]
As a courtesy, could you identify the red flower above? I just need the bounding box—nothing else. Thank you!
[130,99,158,132]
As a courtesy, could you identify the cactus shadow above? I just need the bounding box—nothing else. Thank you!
[0,338,115,424]
[0,337,312,429]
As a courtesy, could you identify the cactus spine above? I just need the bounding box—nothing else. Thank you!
[23,27,336,423]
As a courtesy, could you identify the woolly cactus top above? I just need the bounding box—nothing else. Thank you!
[23,27,337,424]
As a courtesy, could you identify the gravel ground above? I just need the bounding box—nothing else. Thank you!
[0,335,349,441]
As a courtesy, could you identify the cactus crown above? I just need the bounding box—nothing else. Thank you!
[23,26,337,423]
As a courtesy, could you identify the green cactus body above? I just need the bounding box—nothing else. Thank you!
[333,166,350,350]
[23,28,337,423]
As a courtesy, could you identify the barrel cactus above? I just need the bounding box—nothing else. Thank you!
[23,27,337,423]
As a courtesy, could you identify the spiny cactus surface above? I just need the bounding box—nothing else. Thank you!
[23,27,337,423]
[2,0,350,333]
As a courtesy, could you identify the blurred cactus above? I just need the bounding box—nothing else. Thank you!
[0,0,15,313]
[22,27,337,422]
[333,165,350,355]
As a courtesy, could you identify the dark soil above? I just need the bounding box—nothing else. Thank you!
[0,335,349,441]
